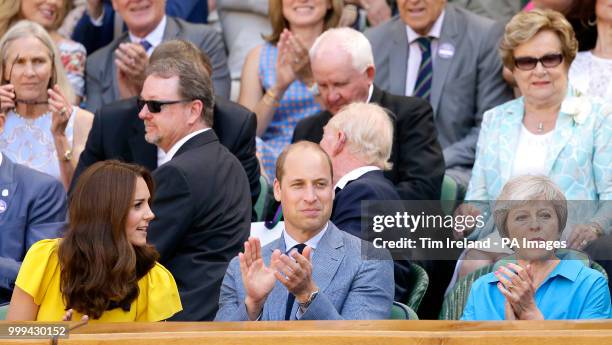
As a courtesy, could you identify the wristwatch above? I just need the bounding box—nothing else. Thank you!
[298,290,319,311]
[63,149,73,162]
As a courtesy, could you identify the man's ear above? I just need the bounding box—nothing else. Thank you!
[187,99,204,126]
[333,130,346,156]
[365,65,376,83]
[273,178,281,202]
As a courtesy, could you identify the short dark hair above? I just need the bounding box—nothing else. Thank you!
[275,141,333,183]
[146,41,215,127]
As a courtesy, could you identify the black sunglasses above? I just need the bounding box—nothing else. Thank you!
[514,53,564,71]
[137,98,192,113]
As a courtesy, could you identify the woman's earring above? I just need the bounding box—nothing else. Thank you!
[588,16,597,27]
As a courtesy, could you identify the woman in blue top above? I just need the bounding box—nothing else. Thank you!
[238,0,343,180]
[461,175,611,320]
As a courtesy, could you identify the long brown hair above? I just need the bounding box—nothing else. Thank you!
[264,0,344,44]
[58,161,159,319]
[0,0,72,38]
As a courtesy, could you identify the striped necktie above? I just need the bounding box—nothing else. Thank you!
[413,36,433,101]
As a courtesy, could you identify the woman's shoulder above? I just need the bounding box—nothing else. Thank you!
[57,38,87,55]
[28,239,61,257]
[143,262,179,289]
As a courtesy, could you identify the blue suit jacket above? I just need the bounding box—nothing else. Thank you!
[0,155,66,302]
[214,222,394,321]
[332,170,400,238]
[331,170,412,302]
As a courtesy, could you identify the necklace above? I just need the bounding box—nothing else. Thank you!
[537,122,544,133]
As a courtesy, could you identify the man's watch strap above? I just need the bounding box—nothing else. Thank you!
[298,290,319,311]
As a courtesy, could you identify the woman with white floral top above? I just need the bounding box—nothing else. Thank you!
[569,0,612,100]
[451,9,611,279]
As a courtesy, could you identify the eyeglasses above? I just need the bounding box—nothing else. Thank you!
[513,53,564,71]
[137,98,192,113]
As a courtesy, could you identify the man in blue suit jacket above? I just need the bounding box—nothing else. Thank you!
[320,102,412,303]
[0,153,67,304]
[215,142,394,321]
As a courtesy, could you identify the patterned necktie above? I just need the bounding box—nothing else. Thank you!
[284,243,306,320]
[413,36,433,101]
[139,39,152,52]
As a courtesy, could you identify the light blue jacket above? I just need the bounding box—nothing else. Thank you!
[465,88,612,239]
[214,222,394,321]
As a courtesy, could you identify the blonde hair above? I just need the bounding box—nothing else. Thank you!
[0,0,72,37]
[264,0,343,44]
[494,175,568,239]
[500,9,578,70]
[326,102,394,170]
[0,20,75,104]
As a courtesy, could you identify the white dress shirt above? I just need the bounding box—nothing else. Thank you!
[404,11,445,96]
[157,128,210,166]
[334,166,380,191]
[128,15,167,56]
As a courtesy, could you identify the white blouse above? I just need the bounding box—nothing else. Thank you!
[511,125,554,178]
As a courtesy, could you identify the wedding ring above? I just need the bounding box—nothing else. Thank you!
[60,107,67,115]
[581,240,588,248]
[293,58,300,63]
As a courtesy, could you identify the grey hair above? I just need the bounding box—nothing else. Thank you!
[494,175,568,239]
[326,102,393,170]
[0,20,75,104]
[309,27,374,73]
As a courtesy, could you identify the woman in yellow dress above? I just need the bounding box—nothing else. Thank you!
[6,160,182,321]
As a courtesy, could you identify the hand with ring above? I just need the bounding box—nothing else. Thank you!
[567,223,602,251]
[495,263,543,320]
[48,84,72,137]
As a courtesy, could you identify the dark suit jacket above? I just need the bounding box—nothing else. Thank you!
[72,96,260,211]
[0,155,66,303]
[149,130,251,321]
[331,170,411,302]
[293,86,445,201]
[85,15,230,112]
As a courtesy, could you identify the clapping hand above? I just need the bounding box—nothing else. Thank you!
[274,246,318,304]
[495,263,543,320]
[240,237,279,320]
[115,43,149,98]
[279,30,313,85]
[0,84,16,117]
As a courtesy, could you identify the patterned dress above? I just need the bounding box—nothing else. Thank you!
[0,109,75,180]
[58,39,87,98]
[258,43,321,180]
[569,51,612,101]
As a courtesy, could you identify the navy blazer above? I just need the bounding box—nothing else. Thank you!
[331,170,411,302]
[0,155,66,303]
[215,222,394,321]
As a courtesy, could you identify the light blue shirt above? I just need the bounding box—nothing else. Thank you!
[461,259,611,320]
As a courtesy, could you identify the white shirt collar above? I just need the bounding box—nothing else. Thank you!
[366,84,374,103]
[129,15,167,55]
[334,166,380,190]
[283,222,329,252]
[158,128,210,166]
[0,152,3,168]
[405,10,445,43]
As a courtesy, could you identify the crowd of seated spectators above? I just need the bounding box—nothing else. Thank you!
[0,0,610,323]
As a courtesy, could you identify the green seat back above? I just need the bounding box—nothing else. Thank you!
[390,301,418,320]
[0,304,8,320]
[440,175,459,215]
[405,263,429,312]
[254,176,269,221]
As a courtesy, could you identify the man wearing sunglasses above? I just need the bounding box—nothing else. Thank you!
[72,40,260,219]
[72,41,255,321]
